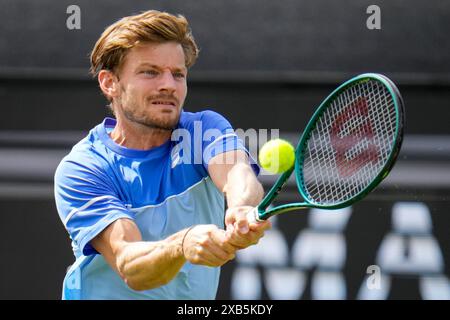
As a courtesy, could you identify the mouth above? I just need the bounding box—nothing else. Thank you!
[151,100,177,108]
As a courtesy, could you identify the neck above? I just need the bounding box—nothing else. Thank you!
[110,117,172,150]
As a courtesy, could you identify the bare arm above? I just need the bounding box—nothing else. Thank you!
[91,218,236,291]
[208,150,264,207]
[91,218,186,291]
[208,150,271,248]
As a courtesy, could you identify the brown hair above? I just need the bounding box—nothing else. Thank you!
[90,10,199,77]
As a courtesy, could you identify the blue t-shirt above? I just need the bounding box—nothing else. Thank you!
[54,110,258,300]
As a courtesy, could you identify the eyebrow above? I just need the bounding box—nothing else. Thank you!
[136,62,187,73]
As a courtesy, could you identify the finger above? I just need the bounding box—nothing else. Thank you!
[225,230,252,248]
[201,236,235,263]
[247,230,265,245]
[189,243,233,267]
[190,252,222,267]
[233,211,250,234]
[224,212,236,228]
[210,229,237,255]
[249,219,272,232]
[225,222,235,236]
[225,207,254,235]
[227,226,268,248]
[183,225,231,266]
[201,247,234,266]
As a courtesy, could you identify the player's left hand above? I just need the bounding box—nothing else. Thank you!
[224,206,272,249]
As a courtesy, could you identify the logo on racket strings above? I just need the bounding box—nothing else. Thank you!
[330,97,380,177]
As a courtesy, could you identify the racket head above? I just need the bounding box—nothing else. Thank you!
[295,73,405,209]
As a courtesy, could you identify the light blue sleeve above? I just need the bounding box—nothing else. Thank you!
[199,110,260,175]
[54,154,134,256]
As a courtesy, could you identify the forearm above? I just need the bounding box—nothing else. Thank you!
[224,163,264,208]
[116,229,187,291]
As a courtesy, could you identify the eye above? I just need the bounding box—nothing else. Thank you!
[142,70,159,76]
[173,72,186,79]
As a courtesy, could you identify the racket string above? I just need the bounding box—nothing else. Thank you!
[302,80,397,205]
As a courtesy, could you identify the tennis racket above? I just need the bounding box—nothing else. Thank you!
[248,73,405,222]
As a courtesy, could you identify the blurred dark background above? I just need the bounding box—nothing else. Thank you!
[0,0,449,299]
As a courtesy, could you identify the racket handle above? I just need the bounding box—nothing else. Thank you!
[246,207,264,224]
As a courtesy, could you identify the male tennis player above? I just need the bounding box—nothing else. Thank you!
[54,10,270,299]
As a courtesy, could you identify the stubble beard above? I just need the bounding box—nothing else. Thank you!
[119,88,182,131]
[122,105,180,131]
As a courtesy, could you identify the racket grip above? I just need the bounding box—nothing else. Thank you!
[246,207,264,224]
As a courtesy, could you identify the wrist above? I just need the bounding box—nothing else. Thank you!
[181,225,196,259]
[226,184,263,208]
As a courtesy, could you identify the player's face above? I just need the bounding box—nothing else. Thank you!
[114,42,187,130]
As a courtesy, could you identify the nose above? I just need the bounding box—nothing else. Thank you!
[158,70,177,93]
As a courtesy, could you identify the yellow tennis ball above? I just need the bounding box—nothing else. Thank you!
[259,139,295,174]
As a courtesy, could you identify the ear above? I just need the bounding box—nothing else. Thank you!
[98,70,120,100]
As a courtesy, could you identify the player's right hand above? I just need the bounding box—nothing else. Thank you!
[182,224,237,267]
[224,206,272,250]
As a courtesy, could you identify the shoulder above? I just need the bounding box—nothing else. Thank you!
[54,134,111,185]
[178,110,233,131]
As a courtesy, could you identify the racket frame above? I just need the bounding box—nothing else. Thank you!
[255,73,405,220]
